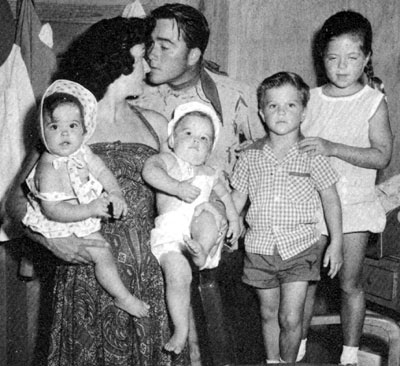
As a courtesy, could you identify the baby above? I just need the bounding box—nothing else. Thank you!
[142,101,240,353]
[22,79,149,318]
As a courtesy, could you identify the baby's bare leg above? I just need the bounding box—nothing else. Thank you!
[160,251,192,354]
[85,232,149,317]
[186,210,219,268]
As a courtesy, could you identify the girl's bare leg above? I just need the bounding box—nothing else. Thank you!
[340,232,369,346]
[85,232,149,317]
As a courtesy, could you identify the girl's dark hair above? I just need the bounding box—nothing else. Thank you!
[42,92,86,132]
[257,71,310,109]
[53,17,155,101]
[314,10,381,90]
[150,3,209,55]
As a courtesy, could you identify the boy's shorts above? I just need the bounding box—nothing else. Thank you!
[242,244,321,289]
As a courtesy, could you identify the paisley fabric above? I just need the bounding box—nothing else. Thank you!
[47,140,189,366]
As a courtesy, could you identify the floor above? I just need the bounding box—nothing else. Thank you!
[26,248,397,366]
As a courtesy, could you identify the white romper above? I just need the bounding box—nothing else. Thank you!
[150,153,223,269]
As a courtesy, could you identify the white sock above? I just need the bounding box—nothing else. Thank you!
[340,345,359,365]
[266,359,280,364]
[296,338,307,362]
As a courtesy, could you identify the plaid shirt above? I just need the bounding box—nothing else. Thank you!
[231,137,338,260]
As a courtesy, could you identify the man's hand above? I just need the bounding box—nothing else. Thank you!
[193,201,227,232]
[226,219,240,248]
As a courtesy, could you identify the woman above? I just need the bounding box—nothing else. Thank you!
[7,17,189,366]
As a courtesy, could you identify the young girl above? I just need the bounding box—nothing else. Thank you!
[22,79,150,318]
[142,101,240,354]
[299,11,393,365]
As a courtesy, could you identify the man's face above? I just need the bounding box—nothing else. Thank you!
[147,18,193,86]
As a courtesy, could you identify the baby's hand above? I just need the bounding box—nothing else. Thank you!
[177,179,201,203]
[108,191,128,219]
[88,197,110,218]
[226,219,240,250]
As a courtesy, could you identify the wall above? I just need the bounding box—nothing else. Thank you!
[3,1,400,364]
[222,0,400,181]
[7,0,400,180]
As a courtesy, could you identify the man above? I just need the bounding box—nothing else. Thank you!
[135,3,265,181]
[133,3,265,365]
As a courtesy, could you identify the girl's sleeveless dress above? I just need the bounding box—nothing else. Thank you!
[47,107,189,366]
[301,85,386,234]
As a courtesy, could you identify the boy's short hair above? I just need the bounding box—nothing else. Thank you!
[257,71,310,109]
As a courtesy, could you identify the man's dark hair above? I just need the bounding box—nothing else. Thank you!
[150,3,210,54]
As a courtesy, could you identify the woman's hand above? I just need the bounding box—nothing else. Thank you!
[299,137,336,157]
[43,234,109,264]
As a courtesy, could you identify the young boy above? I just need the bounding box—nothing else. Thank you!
[142,101,240,354]
[231,72,343,363]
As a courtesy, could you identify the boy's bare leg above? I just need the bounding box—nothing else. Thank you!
[279,281,309,363]
[185,210,219,268]
[299,236,328,360]
[257,287,281,362]
[160,251,192,354]
[85,232,149,317]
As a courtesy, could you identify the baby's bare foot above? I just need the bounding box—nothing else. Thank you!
[114,295,150,318]
[164,332,187,354]
[184,235,207,268]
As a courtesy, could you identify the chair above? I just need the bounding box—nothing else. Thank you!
[310,310,400,366]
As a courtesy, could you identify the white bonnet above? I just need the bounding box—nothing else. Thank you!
[40,79,97,151]
[168,101,221,150]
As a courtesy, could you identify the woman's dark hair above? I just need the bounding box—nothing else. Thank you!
[313,10,380,89]
[257,71,310,109]
[150,3,209,55]
[53,17,155,101]
[42,92,86,133]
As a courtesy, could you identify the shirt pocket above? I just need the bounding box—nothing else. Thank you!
[287,172,314,203]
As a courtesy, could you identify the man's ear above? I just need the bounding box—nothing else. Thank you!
[188,48,202,67]
[301,107,307,123]
[258,110,265,123]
